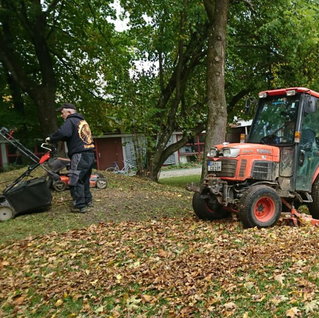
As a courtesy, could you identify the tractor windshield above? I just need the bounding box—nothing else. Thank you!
[248,95,300,145]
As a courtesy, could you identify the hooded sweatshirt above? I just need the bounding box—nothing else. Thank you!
[50,113,95,157]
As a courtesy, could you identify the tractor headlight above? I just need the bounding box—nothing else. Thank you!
[207,147,218,157]
[221,148,240,158]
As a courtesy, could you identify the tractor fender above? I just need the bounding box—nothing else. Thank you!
[312,166,319,184]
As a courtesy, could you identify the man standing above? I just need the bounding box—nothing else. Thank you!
[47,103,95,213]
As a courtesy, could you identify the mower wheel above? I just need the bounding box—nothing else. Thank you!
[239,185,281,228]
[52,180,67,192]
[96,178,107,189]
[0,205,14,221]
[309,176,319,218]
[192,192,231,220]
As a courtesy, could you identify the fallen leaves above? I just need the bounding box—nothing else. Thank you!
[1,219,319,317]
[286,307,300,317]
[11,295,26,306]
[54,299,63,307]
[304,300,319,314]
[274,273,286,285]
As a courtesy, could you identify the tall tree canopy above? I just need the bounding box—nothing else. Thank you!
[226,0,319,119]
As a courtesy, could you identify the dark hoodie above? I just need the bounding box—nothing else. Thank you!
[50,113,95,157]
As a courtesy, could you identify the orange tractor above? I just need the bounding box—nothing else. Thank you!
[192,87,319,228]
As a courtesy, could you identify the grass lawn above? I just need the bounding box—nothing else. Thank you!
[159,174,201,187]
[1,168,319,317]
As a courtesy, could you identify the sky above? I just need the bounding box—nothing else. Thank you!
[107,0,130,32]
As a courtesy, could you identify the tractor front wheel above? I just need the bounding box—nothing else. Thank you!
[192,192,231,220]
[239,185,281,228]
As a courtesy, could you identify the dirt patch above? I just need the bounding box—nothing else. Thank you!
[52,172,194,222]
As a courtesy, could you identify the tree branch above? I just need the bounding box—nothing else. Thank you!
[160,122,206,166]
[227,88,252,114]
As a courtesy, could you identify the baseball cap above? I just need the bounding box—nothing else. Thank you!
[56,103,77,112]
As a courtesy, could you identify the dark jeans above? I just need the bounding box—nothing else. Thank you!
[69,152,95,209]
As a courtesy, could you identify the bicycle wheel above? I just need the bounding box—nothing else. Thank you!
[105,167,118,173]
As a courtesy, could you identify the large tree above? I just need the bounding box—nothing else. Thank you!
[0,0,58,136]
[0,0,121,137]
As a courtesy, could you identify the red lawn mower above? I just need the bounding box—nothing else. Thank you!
[46,151,107,192]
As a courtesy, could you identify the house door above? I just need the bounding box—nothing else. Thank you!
[94,137,124,170]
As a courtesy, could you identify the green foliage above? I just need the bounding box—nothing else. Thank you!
[106,0,208,135]
[227,0,319,120]
[0,0,133,135]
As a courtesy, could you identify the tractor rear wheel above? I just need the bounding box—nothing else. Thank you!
[192,192,231,220]
[239,185,281,228]
[309,176,319,218]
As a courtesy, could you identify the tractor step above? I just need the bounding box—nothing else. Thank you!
[298,192,313,203]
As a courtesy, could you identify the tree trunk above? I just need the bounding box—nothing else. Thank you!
[202,0,229,179]
[32,87,58,136]
[5,71,25,115]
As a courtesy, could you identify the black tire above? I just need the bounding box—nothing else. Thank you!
[309,176,319,218]
[192,192,231,220]
[239,185,281,228]
[52,180,67,192]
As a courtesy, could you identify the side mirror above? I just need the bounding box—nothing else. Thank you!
[304,97,318,114]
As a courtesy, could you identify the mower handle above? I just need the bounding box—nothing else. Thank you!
[41,142,56,152]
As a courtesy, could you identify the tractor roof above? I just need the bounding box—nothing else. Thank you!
[259,87,319,98]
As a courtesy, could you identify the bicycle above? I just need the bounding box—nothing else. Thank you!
[105,161,136,176]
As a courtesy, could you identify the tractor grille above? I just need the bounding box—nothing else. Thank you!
[215,159,237,177]
[252,161,275,181]
[239,159,247,177]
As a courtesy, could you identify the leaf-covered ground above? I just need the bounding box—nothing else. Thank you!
[1,170,319,317]
[0,170,191,244]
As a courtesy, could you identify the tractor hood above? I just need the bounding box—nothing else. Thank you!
[208,143,280,162]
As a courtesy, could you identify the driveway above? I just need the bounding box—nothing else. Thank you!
[159,167,202,179]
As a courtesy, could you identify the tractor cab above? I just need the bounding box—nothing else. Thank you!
[247,87,319,193]
[192,87,319,228]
